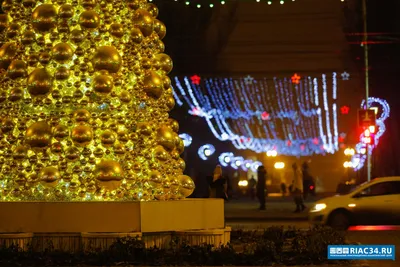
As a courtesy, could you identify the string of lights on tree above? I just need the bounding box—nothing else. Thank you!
[350,98,390,171]
[148,0,348,9]
[172,72,348,156]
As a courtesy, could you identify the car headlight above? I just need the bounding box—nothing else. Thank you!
[311,203,327,212]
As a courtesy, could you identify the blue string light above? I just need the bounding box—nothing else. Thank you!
[172,73,339,156]
[198,144,216,160]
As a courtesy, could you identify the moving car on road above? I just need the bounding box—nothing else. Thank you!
[309,176,400,230]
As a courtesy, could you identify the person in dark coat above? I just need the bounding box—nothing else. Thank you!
[302,162,314,200]
[256,165,267,210]
[208,165,228,200]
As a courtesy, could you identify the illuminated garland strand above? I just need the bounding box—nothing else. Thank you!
[172,74,339,156]
[218,152,262,172]
[149,0,348,9]
[350,98,390,170]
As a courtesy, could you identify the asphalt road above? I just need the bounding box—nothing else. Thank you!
[227,221,399,267]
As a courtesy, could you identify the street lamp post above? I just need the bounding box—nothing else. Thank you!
[362,0,372,182]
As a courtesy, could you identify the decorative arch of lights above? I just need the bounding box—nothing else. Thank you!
[350,97,390,170]
[173,73,341,156]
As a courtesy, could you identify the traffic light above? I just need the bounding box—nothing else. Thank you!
[362,128,375,145]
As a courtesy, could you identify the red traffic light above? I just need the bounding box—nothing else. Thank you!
[362,129,374,145]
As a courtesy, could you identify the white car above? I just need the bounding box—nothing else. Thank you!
[309,176,400,230]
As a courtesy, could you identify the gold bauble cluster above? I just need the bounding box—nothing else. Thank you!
[0,0,194,201]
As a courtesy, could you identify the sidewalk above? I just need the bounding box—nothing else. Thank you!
[224,194,333,221]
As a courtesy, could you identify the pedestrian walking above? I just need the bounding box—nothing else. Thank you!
[292,163,306,212]
[208,165,228,200]
[256,165,267,210]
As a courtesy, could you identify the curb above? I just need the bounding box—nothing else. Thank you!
[225,216,308,222]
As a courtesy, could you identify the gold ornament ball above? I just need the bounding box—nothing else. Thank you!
[149,170,163,188]
[93,71,114,94]
[9,88,24,102]
[94,159,124,191]
[92,46,122,73]
[32,4,58,32]
[137,122,152,136]
[53,125,69,140]
[178,158,186,171]
[130,28,144,44]
[71,125,93,145]
[101,130,116,146]
[79,10,100,29]
[27,68,53,96]
[132,9,154,37]
[59,4,74,19]
[39,166,60,187]
[178,175,195,198]
[1,118,14,133]
[168,118,179,133]
[0,42,17,70]
[154,19,166,39]
[152,145,168,161]
[157,125,175,151]
[55,66,70,80]
[70,29,84,43]
[146,3,159,17]
[110,23,124,38]
[143,70,163,99]
[176,136,185,154]
[119,90,131,103]
[7,60,27,79]
[52,43,74,63]
[155,54,173,73]
[22,30,36,45]
[82,0,97,9]
[13,145,27,159]
[25,121,52,148]
[73,109,91,122]
[0,14,8,31]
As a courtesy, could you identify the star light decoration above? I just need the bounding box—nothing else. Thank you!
[341,106,350,114]
[244,75,255,85]
[291,73,301,84]
[341,72,350,81]
[191,75,201,85]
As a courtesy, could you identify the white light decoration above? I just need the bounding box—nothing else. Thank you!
[350,97,390,170]
[198,144,215,160]
[219,152,234,167]
[172,73,340,156]
[179,133,193,147]
[232,156,245,170]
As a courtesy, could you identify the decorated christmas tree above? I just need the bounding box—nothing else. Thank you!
[0,0,194,201]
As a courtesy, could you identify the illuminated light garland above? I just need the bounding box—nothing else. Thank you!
[172,73,340,156]
[198,144,216,160]
[151,0,347,8]
[179,133,193,147]
[350,97,390,170]
[217,152,262,172]
[219,152,234,167]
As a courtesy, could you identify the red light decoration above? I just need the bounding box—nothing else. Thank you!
[291,73,301,84]
[287,140,292,146]
[312,138,319,145]
[261,112,270,120]
[341,106,350,114]
[191,107,201,116]
[190,75,201,85]
[300,144,305,150]
[338,136,345,143]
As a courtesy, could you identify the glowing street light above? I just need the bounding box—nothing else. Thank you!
[238,180,248,187]
[344,148,355,156]
[343,161,353,168]
[267,150,277,157]
[274,162,285,169]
